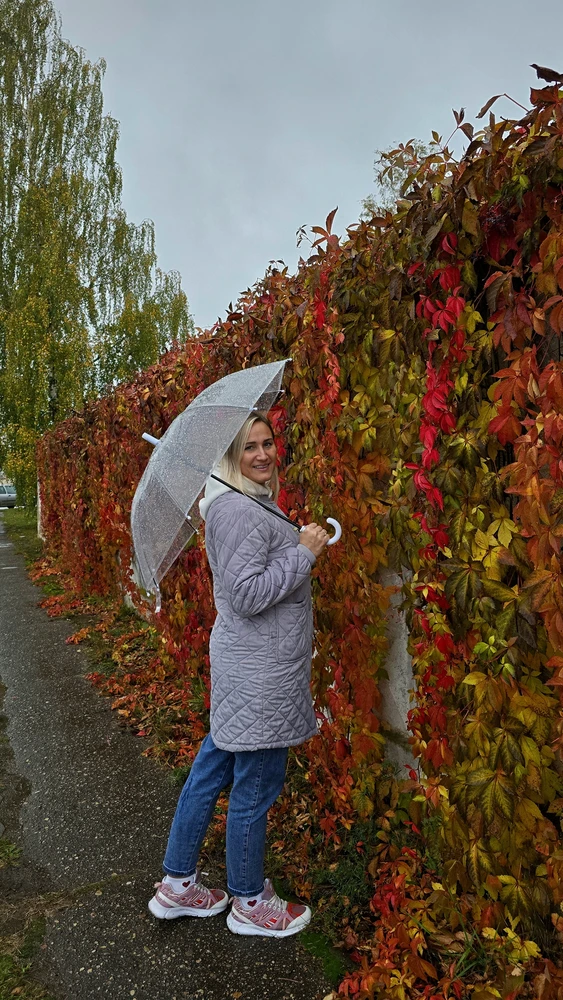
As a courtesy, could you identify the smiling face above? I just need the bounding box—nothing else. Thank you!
[239,419,277,485]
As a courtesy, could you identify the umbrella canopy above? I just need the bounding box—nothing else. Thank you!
[131,359,288,611]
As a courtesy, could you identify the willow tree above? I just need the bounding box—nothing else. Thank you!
[0,0,193,504]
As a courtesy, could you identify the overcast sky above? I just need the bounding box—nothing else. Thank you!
[54,0,563,331]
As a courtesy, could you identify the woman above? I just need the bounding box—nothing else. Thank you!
[148,412,329,937]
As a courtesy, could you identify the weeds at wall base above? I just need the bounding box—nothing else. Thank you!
[0,918,56,1000]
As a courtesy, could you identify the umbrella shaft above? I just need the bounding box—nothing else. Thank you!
[210,474,300,530]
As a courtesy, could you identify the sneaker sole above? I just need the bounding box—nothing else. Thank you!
[226,910,311,937]
[148,896,229,920]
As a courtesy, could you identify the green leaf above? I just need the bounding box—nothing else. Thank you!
[466,839,493,885]
[467,766,494,787]
[492,773,514,821]
[424,212,448,250]
[461,260,478,291]
[505,734,525,766]
[445,566,482,610]
[531,879,551,916]
[489,737,502,770]
[520,735,541,766]
[464,717,492,754]
[481,778,495,824]
[516,613,537,648]
[496,603,517,639]
[482,578,517,603]
[500,879,531,915]
[516,797,543,832]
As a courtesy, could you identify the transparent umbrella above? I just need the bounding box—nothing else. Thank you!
[131,359,341,612]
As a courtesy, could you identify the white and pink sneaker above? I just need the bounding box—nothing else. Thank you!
[148,872,229,919]
[226,879,311,937]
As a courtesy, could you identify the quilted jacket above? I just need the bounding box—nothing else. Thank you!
[203,489,318,751]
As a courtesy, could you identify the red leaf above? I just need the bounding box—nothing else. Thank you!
[325,207,338,234]
[489,407,522,445]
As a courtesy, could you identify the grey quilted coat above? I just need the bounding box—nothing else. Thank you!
[203,490,318,751]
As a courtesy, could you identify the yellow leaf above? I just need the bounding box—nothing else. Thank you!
[455,372,469,393]
[474,528,492,549]
[463,671,488,685]
[462,199,480,236]
[482,926,499,940]
[516,797,542,832]
[521,735,541,766]
[522,939,540,959]
[498,520,518,548]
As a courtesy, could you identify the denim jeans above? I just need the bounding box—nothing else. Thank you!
[162,733,288,896]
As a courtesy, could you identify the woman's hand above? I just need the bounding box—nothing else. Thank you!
[299,523,330,558]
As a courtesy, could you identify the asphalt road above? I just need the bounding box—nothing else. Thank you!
[0,515,331,1000]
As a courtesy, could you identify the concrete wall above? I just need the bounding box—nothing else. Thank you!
[378,567,416,773]
[37,479,45,541]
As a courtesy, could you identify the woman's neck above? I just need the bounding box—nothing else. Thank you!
[241,475,272,498]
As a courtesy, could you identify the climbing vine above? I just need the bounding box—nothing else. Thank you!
[37,84,563,997]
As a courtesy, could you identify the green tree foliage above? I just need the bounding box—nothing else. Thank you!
[0,0,193,504]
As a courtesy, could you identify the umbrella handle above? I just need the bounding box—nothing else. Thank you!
[142,433,160,446]
[326,518,342,545]
[300,517,342,547]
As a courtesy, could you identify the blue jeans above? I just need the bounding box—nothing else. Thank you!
[162,734,288,896]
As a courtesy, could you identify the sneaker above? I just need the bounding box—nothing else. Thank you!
[148,872,229,920]
[226,879,311,938]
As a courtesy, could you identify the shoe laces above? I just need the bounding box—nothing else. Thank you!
[262,891,288,914]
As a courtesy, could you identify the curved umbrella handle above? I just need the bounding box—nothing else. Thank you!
[300,518,342,547]
[326,517,342,546]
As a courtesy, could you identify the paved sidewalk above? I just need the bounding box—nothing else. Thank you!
[0,515,330,1000]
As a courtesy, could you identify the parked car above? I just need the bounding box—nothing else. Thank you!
[0,484,17,508]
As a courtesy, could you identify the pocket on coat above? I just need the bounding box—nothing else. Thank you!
[276,602,311,661]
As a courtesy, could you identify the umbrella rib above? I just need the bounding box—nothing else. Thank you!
[210,474,300,530]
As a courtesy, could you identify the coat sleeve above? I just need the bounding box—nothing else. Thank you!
[208,500,316,618]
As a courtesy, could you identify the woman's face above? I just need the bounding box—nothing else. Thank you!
[240,421,277,485]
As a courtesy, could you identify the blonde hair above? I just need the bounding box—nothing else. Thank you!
[217,413,280,500]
